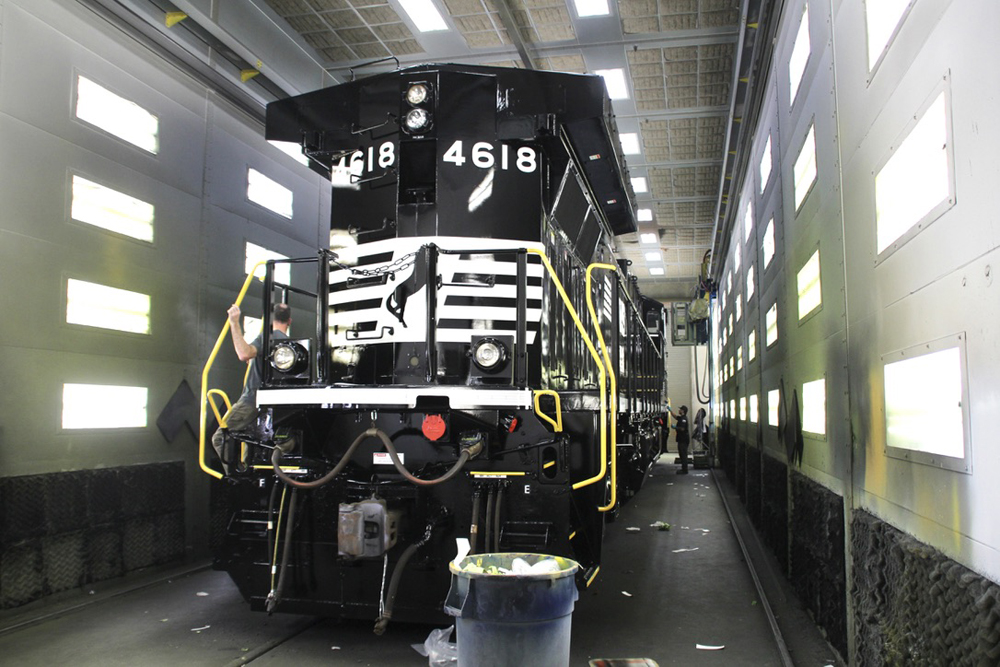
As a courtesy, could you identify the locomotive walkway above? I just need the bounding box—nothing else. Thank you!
[0,458,841,665]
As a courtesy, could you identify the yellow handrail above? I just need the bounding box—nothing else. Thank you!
[207,389,233,427]
[199,261,268,479]
[526,249,607,491]
[533,389,563,432]
[585,263,619,513]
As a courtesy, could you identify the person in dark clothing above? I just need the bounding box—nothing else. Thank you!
[658,412,670,458]
[693,407,707,444]
[212,302,291,473]
[667,405,690,474]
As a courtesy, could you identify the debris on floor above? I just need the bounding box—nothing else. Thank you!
[672,547,700,553]
[589,660,659,666]
[412,626,457,666]
[190,625,210,632]
[649,521,671,531]
[621,591,632,597]
[625,526,641,532]
[695,644,724,650]
[196,591,209,596]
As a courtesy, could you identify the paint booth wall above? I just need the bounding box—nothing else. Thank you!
[0,0,330,608]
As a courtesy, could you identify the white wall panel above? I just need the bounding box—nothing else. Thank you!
[0,0,331,567]
[0,2,208,196]
[834,0,1000,581]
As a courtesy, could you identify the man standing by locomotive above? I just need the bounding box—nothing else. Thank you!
[212,302,291,473]
[667,405,691,474]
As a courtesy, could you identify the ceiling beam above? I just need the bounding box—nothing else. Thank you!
[607,26,739,49]
[641,195,716,204]
[616,106,730,122]
[486,0,536,69]
[630,157,724,169]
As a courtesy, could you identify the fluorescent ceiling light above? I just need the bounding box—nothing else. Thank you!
[644,251,661,262]
[637,209,653,223]
[649,267,664,276]
[595,68,629,100]
[573,0,610,18]
[639,231,657,244]
[631,177,648,193]
[620,133,640,155]
[399,0,449,32]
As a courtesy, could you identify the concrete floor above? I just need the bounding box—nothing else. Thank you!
[0,459,842,666]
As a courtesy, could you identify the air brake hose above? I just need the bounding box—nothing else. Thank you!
[469,491,482,554]
[271,427,476,489]
[271,429,371,489]
[493,485,503,552]
[372,428,472,486]
[373,522,433,635]
[266,481,280,561]
[266,487,298,613]
[484,487,495,553]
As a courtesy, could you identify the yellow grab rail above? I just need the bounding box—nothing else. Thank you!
[198,261,268,479]
[533,389,563,432]
[585,263,620,512]
[207,389,233,427]
[526,249,607,491]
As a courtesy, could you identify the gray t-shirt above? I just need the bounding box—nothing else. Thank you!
[242,329,289,399]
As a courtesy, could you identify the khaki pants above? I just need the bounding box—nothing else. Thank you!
[211,394,257,473]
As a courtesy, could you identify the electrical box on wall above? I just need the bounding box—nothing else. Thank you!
[671,302,707,346]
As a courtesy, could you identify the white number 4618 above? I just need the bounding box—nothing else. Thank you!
[442,140,537,173]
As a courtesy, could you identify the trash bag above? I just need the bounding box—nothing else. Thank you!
[412,625,458,666]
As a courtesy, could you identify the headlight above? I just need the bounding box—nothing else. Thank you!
[471,338,507,371]
[405,83,429,106]
[267,338,311,383]
[272,344,298,371]
[404,108,430,133]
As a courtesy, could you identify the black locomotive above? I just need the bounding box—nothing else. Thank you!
[202,64,667,629]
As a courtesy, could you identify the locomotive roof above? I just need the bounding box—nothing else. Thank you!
[265,63,637,236]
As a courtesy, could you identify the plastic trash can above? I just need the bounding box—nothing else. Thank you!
[444,553,580,667]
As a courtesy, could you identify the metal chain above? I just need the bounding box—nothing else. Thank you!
[349,250,419,278]
[332,248,421,278]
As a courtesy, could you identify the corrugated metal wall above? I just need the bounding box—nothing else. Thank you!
[0,0,330,604]
[716,0,1000,660]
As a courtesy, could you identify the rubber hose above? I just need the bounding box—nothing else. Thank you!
[372,428,471,486]
[266,481,280,562]
[484,487,495,554]
[272,428,374,489]
[493,485,503,552]
[373,538,426,635]
[267,487,298,613]
[469,491,481,555]
[272,427,470,489]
